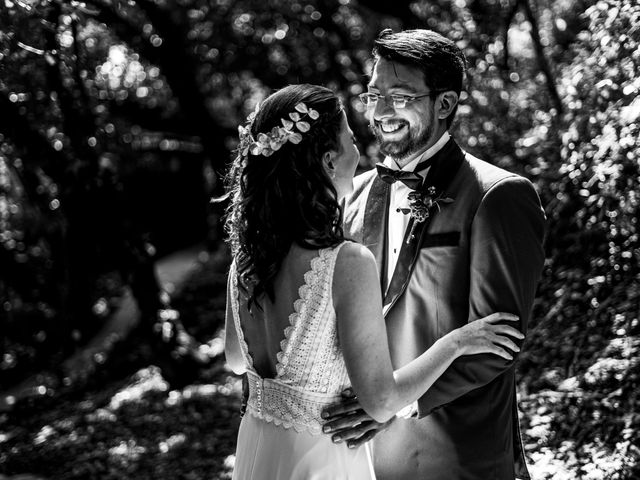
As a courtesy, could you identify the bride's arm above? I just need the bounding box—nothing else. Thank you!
[334,243,520,423]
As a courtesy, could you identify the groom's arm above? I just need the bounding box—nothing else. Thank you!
[417,176,546,417]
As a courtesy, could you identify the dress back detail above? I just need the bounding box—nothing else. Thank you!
[229,242,351,435]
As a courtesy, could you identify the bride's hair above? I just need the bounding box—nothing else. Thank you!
[224,84,345,308]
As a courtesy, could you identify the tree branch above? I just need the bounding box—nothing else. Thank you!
[132,0,228,168]
[521,0,564,114]
[44,3,97,163]
[502,0,521,71]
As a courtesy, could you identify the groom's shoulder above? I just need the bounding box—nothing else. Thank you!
[461,151,535,195]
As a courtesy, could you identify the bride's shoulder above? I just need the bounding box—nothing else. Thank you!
[334,242,377,282]
[332,242,380,309]
[336,240,374,261]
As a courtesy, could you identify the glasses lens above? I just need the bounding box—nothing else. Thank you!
[391,96,407,109]
[360,93,377,106]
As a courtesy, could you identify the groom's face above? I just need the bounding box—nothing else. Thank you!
[365,58,439,166]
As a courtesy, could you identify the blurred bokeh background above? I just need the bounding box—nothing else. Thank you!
[0,0,638,478]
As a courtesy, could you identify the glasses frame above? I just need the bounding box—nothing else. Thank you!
[358,91,444,109]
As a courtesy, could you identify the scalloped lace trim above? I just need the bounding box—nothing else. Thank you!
[275,249,328,376]
[246,409,324,435]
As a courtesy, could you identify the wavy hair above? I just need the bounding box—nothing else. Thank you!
[224,84,345,308]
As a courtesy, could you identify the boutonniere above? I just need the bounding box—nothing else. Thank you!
[397,186,454,244]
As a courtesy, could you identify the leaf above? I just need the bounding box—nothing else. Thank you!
[294,103,308,113]
[288,132,302,144]
[308,108,319,120]
[270,139,282,151]
[289,112,301,121]
[281,119,294,130]
[296,121,310,132]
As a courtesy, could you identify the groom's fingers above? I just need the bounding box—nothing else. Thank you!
[330,420,376,444]
[336,418,393,447]
[323,410,371,434]
[341,387,356,398]
[322,397,360,420]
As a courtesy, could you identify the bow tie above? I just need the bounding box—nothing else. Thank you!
[375,157,434,190]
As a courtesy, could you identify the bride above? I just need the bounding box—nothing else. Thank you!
[223,84,522,479]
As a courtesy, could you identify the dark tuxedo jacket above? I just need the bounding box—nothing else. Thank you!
[343,139,546,480]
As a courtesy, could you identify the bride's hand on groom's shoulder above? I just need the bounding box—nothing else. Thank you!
[321,388,394,448]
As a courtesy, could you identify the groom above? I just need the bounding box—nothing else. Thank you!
[323,29,546,479]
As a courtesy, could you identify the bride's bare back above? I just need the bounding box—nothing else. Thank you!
[235,244,327,378]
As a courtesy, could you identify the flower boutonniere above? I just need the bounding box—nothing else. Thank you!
[397,186,454,244]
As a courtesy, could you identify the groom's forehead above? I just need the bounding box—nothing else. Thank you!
[368,59,427,90]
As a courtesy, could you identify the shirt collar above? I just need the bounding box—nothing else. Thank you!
[383,131,451,172]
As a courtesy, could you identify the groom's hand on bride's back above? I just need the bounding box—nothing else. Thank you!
[321,387,394,448]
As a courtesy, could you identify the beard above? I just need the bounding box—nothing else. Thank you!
[373,121,433,162]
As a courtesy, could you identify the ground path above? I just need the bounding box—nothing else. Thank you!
[1,246,242,479]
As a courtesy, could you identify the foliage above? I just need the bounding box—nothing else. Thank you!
[0,0,215,387]
[516,1,640,478]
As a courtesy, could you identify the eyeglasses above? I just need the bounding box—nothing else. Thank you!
[359,92,439,109]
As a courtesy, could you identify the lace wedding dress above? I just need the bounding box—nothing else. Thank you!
[228,242,376,479]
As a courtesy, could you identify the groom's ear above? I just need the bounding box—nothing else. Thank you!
[437,91,459,121]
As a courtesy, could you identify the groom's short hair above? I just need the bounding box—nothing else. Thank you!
[372,29,466,127]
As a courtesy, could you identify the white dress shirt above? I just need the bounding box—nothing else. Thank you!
[384,131,450,290]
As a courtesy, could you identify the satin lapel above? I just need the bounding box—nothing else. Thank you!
[383,139,465,312]
[363,175,390,292]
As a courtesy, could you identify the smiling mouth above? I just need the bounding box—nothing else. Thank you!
[376,120,407,135]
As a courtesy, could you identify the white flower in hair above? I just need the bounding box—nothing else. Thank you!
[237,102,320,158]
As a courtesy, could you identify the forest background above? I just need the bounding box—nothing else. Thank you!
[1,0,639,478]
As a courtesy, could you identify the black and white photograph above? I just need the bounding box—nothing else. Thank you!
[1,0,638,479]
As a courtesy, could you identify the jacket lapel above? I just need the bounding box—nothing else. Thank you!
[363,175,391,292]
[383,139,465,313]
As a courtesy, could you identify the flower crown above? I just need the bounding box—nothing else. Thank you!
[237,102,320,158]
